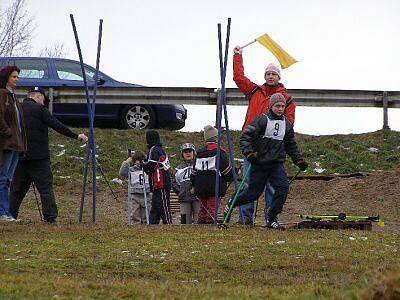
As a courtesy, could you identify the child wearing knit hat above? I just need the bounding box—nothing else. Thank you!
[190,125,233,224]
[223,93,308,230]
[142,130,172,224]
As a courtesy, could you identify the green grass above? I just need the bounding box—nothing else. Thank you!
[49,128,400,186]
[1,224,399,299]
[1,128,399,299]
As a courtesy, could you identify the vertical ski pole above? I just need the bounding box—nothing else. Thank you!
[31,183,43,221]
[253,197,259,225]
[127,170,132,225]
[89,19,103,223]
[219,164,252,229]
[79,145,90,223]
[142,168,150,225]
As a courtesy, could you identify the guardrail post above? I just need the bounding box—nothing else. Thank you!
[48,88,54,114]
[382,91,390,130]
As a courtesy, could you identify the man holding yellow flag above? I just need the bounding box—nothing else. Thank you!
[233,44,296,225]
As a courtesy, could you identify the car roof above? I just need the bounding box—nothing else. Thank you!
[1,56,93,67]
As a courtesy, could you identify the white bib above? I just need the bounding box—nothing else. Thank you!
[195,156,216,171]
[174,166,193,184]
[264,116,286,140]
[129,169,150,191]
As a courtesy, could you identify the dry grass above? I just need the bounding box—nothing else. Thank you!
[0,129,399,299]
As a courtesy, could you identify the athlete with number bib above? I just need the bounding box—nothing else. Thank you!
[142,130,172,225]
[172,143,199,224]
[191,125,232,224]
[119,151,150,224]
[224,93,308,230]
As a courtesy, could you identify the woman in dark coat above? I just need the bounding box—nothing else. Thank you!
[0,66,26,221]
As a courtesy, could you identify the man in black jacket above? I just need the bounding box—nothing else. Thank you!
[9,87,88,223]
[224,93,307,230]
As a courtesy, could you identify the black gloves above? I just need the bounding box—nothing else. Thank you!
[296,160,308,171]
[245,152,257,164]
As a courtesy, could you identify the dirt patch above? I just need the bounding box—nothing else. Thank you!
[17,170,400,231]
[283,170,400,231]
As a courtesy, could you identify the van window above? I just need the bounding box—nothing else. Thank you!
[54,60,95,81]
[12,59,49,79]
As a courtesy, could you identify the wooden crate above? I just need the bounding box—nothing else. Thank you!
[169,192,180,214]
[169,190,224,223]
[296,220,373,230]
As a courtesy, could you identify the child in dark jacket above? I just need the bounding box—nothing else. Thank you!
[172,143,199,224]
[224,93,308,229]
[142,130,172,224]
[191,125,232,224]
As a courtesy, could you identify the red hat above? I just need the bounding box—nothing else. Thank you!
[268,93,286,110]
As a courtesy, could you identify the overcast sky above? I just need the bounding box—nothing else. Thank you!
[6,0,400,134]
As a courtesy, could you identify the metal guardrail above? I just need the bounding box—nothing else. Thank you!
[14,86,400,107]
[15,86,398,129]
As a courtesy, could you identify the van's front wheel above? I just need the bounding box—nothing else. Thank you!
[120,105,156,129]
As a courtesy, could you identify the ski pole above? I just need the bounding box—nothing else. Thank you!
[289,168,301,185]
[142,168,150,225]
[31,183,43,221]
[96,161,117,200]
[253,197,259,225]
[219,164,252,228]
[127,170,132,225]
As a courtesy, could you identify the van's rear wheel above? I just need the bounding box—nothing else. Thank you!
[120,105,155,129]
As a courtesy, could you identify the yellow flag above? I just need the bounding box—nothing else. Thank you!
[255,34,297,69]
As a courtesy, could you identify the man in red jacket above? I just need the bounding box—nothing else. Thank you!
[233,45,296,225]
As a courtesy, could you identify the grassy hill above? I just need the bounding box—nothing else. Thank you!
[48,128,400,186]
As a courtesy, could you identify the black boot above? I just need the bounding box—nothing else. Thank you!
[265,209,284,230]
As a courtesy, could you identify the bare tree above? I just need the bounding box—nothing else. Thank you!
[39,43,67,58]
[0,0,35,56]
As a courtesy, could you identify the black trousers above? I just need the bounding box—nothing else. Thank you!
[9,159,58,221]
[233,163,289,216]
[149,188,171,224]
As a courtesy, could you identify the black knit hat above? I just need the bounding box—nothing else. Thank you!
[146,130,161,148]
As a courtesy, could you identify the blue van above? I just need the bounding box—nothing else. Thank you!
[0,57,187,130]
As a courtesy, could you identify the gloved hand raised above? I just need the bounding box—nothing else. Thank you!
[296,160,308,171]
[233,45,243,55]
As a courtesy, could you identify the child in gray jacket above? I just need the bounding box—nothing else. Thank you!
[120,151,151,224]
[172,143,199,224]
